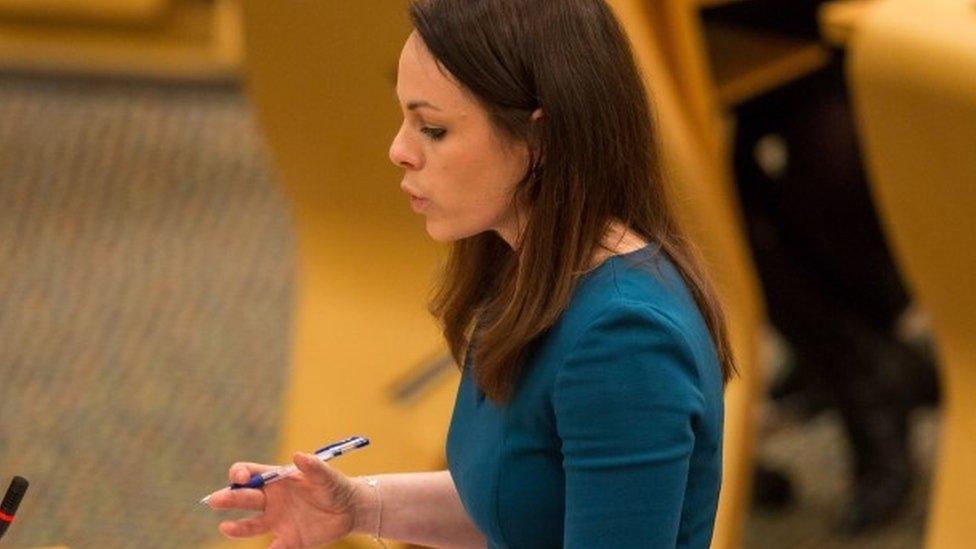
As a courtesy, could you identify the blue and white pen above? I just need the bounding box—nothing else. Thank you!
[199,436,370,505]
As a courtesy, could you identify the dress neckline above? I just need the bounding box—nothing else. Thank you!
[578,242,658,278]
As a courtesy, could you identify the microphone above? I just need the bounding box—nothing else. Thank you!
[0,476,29,540]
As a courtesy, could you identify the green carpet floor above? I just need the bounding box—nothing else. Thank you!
[0,74,293,548]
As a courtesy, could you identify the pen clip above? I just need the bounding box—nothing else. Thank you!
[313,436,356,454]
[313,435,368,455]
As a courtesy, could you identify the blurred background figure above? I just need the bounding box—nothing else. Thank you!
[632,0,945,542]
[0,0,966,547]
[707,0,941,537]
[734,55,940,534]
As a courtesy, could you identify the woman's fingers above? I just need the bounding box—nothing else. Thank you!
[218,516,270,538]
[292,452,340,486]
[228,461,277,484]
[207,487,266,511]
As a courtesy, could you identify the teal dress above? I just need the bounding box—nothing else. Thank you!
[446,244,724,548]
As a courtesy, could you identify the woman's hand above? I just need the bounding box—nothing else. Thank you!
[206,452,371,549]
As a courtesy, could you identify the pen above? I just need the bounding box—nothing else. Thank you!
[199,435,370,505]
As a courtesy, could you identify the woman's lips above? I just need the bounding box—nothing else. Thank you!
[410,195,429,213]
[401,182,429,212]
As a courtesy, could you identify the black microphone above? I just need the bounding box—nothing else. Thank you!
[0,476,29,540]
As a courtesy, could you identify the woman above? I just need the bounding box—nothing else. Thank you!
[207,1,733,547]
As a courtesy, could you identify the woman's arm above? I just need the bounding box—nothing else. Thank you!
[352,470,485,549]
[211,458,484,549]
[554,301,710,547]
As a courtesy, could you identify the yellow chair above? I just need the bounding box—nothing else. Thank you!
[848,1,976,546]
[608,3,767,548]
[0,0,241,80]
[0,0,165,24]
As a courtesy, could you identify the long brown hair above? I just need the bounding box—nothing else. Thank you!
[411,0,735,402]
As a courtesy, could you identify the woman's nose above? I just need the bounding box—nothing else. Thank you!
[389,125,421,170]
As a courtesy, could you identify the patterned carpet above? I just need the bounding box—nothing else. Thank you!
[0,74,293,548]
[0,72,933,548]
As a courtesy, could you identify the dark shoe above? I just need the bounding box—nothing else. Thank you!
[835,472,912,535]
[752,463,795,511]
[832,365,915,536]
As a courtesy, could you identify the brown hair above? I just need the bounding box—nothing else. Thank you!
[410,0,735,402]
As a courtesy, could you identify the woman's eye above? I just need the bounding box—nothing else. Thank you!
[421,127,447,141]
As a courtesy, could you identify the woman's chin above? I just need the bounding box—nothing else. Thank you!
[424,221,452,243]
[425,220,474,243]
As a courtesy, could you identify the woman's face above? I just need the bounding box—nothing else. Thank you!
[390,32,530,246]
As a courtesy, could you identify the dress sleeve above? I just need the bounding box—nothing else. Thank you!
[553,300,706,548]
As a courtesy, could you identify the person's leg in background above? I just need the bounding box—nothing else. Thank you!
[733,58,940,534]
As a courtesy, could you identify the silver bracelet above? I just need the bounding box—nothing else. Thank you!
[362,477,387,548]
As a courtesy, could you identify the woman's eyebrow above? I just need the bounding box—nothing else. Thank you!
[407,100,442,112]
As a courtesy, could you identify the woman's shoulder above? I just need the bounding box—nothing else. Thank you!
[544,247,723,409]
[569,244,702,332]
[552,245,720,380]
